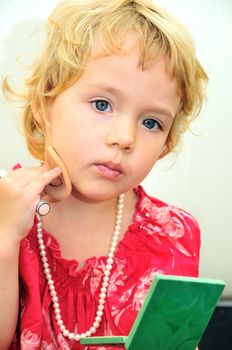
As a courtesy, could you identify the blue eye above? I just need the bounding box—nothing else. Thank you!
[143,118,162,130]
[92,100,112,112]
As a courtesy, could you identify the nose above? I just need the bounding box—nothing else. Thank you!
[105,116,136,152]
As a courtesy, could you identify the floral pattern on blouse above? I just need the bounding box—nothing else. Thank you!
[10,185,200,349]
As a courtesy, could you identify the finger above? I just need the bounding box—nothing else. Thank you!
[0,167,40,185]
[26,167,62,195]
[49,176,62,186]
[2,166,60,188]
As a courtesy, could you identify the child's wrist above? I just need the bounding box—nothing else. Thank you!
[0,233,21,258]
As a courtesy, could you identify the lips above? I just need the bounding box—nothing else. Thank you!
[95,162,123,180]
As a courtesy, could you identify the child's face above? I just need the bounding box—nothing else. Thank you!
[46,40,180,201]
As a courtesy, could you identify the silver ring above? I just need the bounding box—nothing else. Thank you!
[36,199,51,216]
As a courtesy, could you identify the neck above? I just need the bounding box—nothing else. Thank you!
[49,193,118,223]
[42,189,137,239]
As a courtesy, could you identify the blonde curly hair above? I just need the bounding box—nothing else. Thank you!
[3,0,208,160]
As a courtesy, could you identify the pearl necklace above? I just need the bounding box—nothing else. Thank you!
[36,194,124,342]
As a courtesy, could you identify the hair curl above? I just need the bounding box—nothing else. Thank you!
[3,0,208,160]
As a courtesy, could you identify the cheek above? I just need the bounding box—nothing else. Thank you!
[141,153,160,172]
[138,137,165,164]
[50,121,99,169]
[132,150,161,182]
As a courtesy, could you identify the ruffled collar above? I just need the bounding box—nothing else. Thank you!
[31,186,149,276]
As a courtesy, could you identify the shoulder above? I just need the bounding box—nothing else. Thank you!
[134,185,201,249]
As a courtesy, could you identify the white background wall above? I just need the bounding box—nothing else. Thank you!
[0,0,231,297]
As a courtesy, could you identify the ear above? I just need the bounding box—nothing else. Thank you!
[31,100,44,125]
[31,100,72,200]
[44,145,72,200]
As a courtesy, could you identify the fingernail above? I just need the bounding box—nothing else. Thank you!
[13,163,22,170]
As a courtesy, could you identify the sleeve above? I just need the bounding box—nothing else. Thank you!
[134,188,201,278]
[169,207,201,277]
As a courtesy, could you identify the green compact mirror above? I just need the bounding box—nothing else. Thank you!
[81,274,225,349]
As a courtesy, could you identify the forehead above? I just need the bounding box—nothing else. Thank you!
[90,31,169,71]
[86,32,179,91]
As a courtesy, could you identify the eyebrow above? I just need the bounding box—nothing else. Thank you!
[86,84,124,98]
[86,83,175,120]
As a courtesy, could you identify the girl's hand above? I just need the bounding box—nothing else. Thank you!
[0,166,61,244]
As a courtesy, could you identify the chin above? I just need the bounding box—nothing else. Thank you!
[71,184,122,202]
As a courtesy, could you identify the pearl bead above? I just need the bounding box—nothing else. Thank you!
[99,291,106,299]
[41,256,48,263]
[112,236,118,243]
[111,241,118,249]
[53,302,59,309]
[97,309,103,317]
[90,326,97,333]
[54,307,61,314]
[93,321,100,328]
[46,273,52,280]
[98,298,106,305]
[74,334,81,341]
[105,264,112,271]
[95,315,102,322]
[63,329,69,337]
[100,286,107,293]
[103,275,109,282]
[44,267,50,274]
[109,248,116,255]
[50,290,57,297]
[107,257,114,263]
[68,333,75,340]
[49,285,55,292]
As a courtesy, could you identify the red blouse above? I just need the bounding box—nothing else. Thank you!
[10,186,200,349]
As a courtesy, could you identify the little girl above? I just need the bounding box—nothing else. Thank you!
[0,0,208,349]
